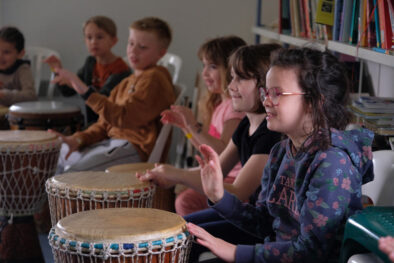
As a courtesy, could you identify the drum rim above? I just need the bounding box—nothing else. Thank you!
[46,172,154,195]
[0,130,61,145]
[49,208,190,246]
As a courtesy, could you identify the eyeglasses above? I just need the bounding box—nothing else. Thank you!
[259,87,305,106]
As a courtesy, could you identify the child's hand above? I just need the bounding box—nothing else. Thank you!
[196,144,224,203]
[379,236,394,262]
[48,129,79,160]
[135,163,177,189]
[187,223,236,263]
[44,55,62,70]
[53,68,88,94]
[161,105,196,130]
[160,109,185,129]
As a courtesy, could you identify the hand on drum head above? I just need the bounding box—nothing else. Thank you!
[196,144,224,203]
[48,129,79,160]
[52,68,89,95]
[44,55,63,70]
[135,163,177,189]
[187,222,236,262]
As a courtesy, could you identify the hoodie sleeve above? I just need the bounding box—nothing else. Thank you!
[213,129,374,263]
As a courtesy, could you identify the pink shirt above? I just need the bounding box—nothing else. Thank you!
[208,98,244,180]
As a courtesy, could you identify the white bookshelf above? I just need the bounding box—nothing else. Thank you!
[252,26,394,67]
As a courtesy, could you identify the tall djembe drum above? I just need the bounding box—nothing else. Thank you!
[46,171,156,226]
[49,208,192,263]
[0,130,61,262]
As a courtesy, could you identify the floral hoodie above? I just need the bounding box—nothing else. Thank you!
[211,128,374,263]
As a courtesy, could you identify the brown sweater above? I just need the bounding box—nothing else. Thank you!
[73,65,175,161]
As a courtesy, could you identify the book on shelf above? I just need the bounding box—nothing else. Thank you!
[303,0,313,38]
[388,0,394,49]
[358,95,394,108]
[274,0,394,52]
[373,0,382,47]
[349,0,360,44]
[333,0,344,40]
[367,0,378,47]
[316,0,335,25]
[349,104,394,119]
[358,0,368,46]
[340,0,354,42]
[280,0,292,34]
[351,100,394,115]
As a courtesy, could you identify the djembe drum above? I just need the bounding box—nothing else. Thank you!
[49,208,192,263]
[8,100,84,232]
[106,163,176,212]
[46,171,156,226]
[8,100,83,134]
[0,130,61,261]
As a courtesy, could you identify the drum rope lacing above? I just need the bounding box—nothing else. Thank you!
[0,142,60,217]
[46,182,156,226]
[48,228,192,262]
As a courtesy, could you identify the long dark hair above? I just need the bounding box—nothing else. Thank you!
[270,47,352,150]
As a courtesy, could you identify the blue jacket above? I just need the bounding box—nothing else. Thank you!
[211,128,374,263]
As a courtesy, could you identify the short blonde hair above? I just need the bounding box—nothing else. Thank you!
[130,17,172,49]
[83,16,117,38]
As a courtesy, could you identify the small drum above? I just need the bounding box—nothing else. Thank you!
[46,171,156,226]
[49,208,192,263]
[8,100,83,134]
[0,105,9,130]
[0,130,61,261]
[106,163,175,212]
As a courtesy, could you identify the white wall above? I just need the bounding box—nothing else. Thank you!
[1,0,258,96]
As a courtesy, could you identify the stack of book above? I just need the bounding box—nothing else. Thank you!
[279,0,394,53]
[350,96,394,135]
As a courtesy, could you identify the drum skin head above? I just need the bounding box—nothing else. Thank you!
[55,208,186,243]
[48,171,151,192]
[0,130,58,144]
[105,163,155,174]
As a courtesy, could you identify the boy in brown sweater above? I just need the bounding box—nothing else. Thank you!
[52,17,175,172]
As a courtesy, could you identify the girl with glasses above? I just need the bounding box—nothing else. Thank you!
[188,47,375,263]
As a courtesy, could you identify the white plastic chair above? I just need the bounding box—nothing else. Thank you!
[147,84,186,163]
[362,150,394,206]
[157,53,182,84]
[24,46,60,98]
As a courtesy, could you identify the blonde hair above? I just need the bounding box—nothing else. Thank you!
[83,15,117,38]
[198,36,246,128]
[130,17,172,49]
